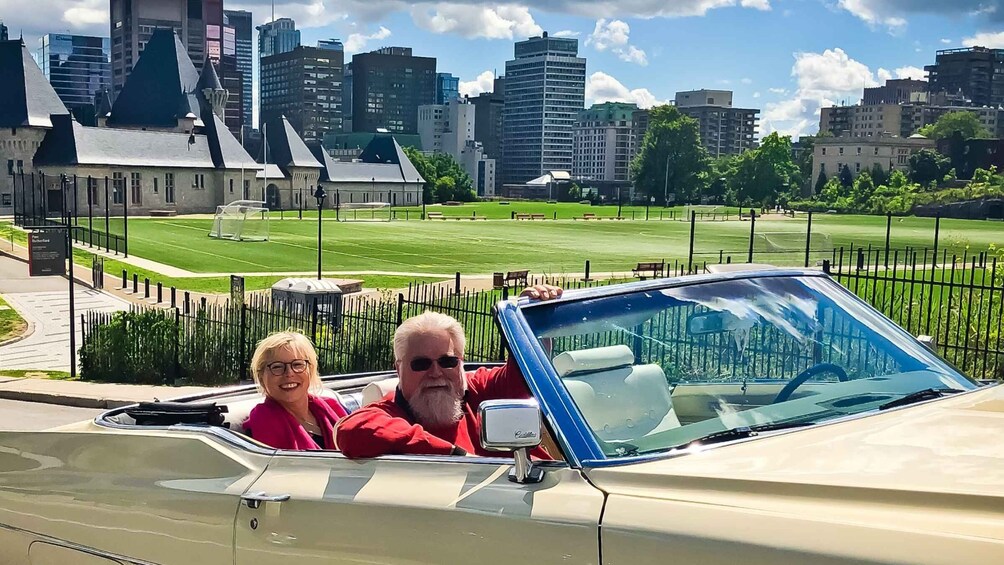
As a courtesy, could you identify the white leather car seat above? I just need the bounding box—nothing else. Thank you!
[552,345,680,442]
[361,377,399,406]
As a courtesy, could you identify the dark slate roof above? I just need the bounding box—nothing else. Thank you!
[358,135,424,183]
[310,142,424,184]
[94,89,113,119]
[197,57,223,91]
[34,114,216,168]
[204,112,259,170]
[0,40,69,128]
[108,29,202,128]
[259,115,321,175]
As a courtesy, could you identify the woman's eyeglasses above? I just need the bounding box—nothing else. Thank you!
[409,355,461,372]
[266,360,310,376]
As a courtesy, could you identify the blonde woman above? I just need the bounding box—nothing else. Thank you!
[243,331,348,450]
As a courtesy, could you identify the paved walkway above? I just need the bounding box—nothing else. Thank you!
[0,376,213,409]
[0,255,130,372]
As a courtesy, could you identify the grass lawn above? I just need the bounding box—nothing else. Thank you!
[0,369,75,380]
[0,295,28,342]
[81,209,1004,276]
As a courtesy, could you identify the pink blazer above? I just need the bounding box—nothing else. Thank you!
[244,394,348,450]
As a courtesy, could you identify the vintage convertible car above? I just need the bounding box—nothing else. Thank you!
[2,269,1003,564]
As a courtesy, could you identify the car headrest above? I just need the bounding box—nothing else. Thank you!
[551,345,634,378]
[362,377,399,406]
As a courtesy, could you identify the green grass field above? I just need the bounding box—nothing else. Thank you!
[71,203,1004,276]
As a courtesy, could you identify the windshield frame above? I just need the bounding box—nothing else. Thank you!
[497,269,982,468]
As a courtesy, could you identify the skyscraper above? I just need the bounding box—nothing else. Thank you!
[471,76,504,160]
[573,102,637,183]
[224,9,253,133]
[925,46,1004,109]
[351,47,436,134]
[35,34,111,126]
[257,18,300,59]
[436,72,459,104]
[261,43,344,142]
[502,32,586,186]
[109,0,225,92]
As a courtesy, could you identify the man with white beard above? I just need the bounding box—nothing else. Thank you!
[337,284,562,459]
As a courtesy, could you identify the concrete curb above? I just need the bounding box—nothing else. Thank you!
[0,320,34,348]
[0,389,136,409]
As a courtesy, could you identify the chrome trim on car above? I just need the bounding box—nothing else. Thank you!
[0,522,159,565]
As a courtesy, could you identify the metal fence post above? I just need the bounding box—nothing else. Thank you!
[804,211,813,268]
[144,278,150,299]
[884,212,892,268]
[156,282,162,303]
[688,210,696,274]
[747,208,756,263]
[132,273,138,294]
[454,272,461,294]
[121,269,127,288]
[396,293,404,325]
[171,287,176,308]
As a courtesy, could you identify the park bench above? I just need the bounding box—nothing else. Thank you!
[149,209,177,217]
[493,269,530,289]
[530,213,546,220]
[426,212,444,220]
[582,213,596,220]
[632,261,666,280]
[515,213,531,220]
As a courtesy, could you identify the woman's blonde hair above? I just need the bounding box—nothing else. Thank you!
[249,331,323,396]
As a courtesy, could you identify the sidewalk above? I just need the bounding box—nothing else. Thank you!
[0,376,215,409]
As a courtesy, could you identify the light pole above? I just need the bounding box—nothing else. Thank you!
[617,184,622,219]
[663,150,671,207]
[314,186,326,280]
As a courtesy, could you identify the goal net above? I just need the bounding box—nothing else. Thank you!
[337,201,391,222]
[209,200,270,241]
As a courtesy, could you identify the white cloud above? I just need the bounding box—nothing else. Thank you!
[894,65,926,80]
[963,31,1004,48]
[459,70,497,97]
[740,0,771,9]
[834,1,1004,31]
[753,91,761,98]
[940,38,953,44]
[586,19,649,65]
[344,26,392,53]
[877,67,893,82]
[553,30,580,37]
[586,71,667,108]
[835,0,906,28]
[769,87,789,95]
[410,4,541,39]
[229,1,350,28]
[741,77,753,84]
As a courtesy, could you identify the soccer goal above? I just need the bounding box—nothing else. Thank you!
[209,200,270,241]
[337,201,391,222]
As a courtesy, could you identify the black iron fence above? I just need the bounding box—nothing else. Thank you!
[79,259,1004,386]
[10,171,128,256]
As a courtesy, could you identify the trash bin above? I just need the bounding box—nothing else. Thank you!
[493,272,504,289]
[271,278,344,331]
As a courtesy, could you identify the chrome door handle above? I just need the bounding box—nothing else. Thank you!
[242,491,291,509]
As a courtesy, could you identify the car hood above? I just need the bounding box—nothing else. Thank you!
[584,384,1004,537]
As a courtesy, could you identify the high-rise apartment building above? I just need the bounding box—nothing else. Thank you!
[819,103,1003,139]
[863,78,928,105]
[224,10,252,133]
[674,89,758,157]
[351,47,436,134]
[417,98,495,196]
[502,32,586,186]
[573,102,637,183]
[926,46,1004,109]
[35,34,111,125]
[471,76,504,161]
[260,43,344,143]
[0,21,7,41]
[109,0,225,92]
[257,18,300,59]
[436,72,459,104]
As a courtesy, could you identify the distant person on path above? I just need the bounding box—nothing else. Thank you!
[244,331,348,450]
[336,284,562,459]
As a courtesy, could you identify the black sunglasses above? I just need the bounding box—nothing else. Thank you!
[409,355,461,372]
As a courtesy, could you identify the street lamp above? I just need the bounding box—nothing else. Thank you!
[663,151,671,207]
[313,185,327,280]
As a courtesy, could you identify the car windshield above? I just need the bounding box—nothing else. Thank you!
[521,274,979,459]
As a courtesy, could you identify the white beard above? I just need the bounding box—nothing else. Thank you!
[409,387,463,428]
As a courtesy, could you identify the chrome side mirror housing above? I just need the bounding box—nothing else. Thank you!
[917,334,937,352]
[479,399,544,484]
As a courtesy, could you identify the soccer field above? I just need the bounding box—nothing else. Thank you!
[90,204,1004,276]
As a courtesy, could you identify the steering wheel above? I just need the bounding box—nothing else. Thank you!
[773,363,849,404]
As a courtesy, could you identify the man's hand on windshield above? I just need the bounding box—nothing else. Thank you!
[521,284,562,301]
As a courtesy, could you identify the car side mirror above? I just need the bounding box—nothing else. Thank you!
[479,399,544,484]
[917,334,937,352]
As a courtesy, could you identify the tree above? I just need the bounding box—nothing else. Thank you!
[725,132,801,206]
[839,164,853,188]
[403,146,434,204]
[814,170,828,195]
[851,171,876,206]
[402,148,476,203]
[434,176,456,203]
[917,111,992,140]
[869,162,888,188]
[908,149,952,187]
[630,105,709,205]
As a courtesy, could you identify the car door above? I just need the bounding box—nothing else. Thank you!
[234,451,604,565]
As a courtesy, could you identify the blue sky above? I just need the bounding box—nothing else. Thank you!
[5,0,1004,138]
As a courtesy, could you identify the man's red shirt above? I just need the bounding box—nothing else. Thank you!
[336,359,552,459]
